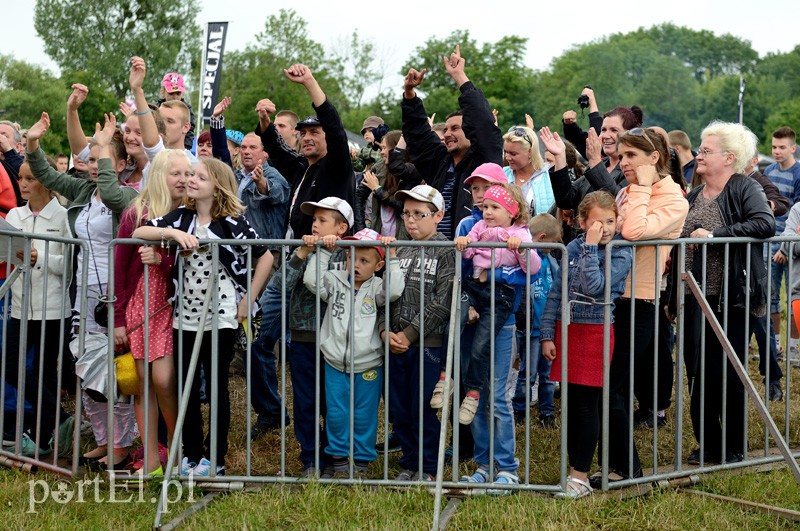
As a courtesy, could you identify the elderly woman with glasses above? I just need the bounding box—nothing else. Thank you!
[670,121,774,466]
[502,126,554,216]
[595,127,689,487]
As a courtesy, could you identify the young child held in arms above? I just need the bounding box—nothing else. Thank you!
[453,183,539,425]
[303,228,403,477]
[513,213,563,428]
[540,191,632,498]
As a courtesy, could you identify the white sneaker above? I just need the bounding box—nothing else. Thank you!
[172,456,196,475]
[189,457,225,477]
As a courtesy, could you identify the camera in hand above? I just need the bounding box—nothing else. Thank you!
[577,85,593,110]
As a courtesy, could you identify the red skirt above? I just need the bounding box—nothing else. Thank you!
[126,268,173,362]
[549,322,614,388]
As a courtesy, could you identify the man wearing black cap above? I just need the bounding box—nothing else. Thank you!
[248,64,355,438]
[255,64,355,240]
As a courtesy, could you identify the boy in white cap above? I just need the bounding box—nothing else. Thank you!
[266,197,353,476]
[303,228,403,477]
[381,185,455,481]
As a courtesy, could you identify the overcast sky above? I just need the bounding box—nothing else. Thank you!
[9,0,799,94]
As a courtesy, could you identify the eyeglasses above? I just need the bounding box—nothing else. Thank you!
[507,127,533,146]
[696,148,727,158]
[400,211,436,221]
[622,127,656,152]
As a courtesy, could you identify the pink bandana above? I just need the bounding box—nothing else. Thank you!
[483,185,519,218]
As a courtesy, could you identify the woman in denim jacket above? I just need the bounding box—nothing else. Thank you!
[540,191,632,498]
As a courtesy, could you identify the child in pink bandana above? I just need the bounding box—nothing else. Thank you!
[453,183,540,425]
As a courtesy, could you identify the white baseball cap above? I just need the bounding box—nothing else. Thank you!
[300,196,354,227]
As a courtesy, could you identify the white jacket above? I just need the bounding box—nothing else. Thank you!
[304,249,404,373]
[6,198,72,320]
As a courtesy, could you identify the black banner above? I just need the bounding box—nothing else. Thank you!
[201,21,229,124]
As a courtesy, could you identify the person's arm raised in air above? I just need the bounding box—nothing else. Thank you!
[449,44,502,165]
[209,96,233,167]
[129,56,161,151]
[66,83,91,159]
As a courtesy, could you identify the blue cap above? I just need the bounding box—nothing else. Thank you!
[226,129,244,146]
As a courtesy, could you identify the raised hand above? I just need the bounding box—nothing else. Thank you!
[539,127,565,157]
[562,110,577,125]
[67,84,89,111]
[362,169,379,191]
[586,128,603,167]
[213,96,232,118]
[525,113,535,130]
[283,64,314,85]
[444,44,465,75]
[251,159,267,194]
[404,68,427,96]
[129,56,146,91]
[119,101,134,118]
[26,112,51,141]
[255,98,277,128]
[93,113,117,146]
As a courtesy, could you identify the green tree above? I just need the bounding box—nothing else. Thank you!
[34,0,202,100]
[0,55,69,154]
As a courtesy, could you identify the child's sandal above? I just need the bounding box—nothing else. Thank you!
[555,475,593,499]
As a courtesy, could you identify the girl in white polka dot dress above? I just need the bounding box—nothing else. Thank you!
[134,158,273,475]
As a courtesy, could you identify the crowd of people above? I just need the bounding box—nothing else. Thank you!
[0,44,796,498]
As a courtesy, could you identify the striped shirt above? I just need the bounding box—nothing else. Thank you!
[764,161,800,234]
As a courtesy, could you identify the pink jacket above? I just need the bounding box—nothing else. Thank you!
[463,221,539,277]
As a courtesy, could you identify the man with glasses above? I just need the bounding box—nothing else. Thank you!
[400,45,502,239]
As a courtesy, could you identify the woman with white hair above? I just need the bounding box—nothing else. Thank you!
[672,120,774,466]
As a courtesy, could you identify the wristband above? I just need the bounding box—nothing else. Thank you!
[134,108,151,116]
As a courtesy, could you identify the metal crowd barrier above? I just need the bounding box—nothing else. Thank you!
[3,232,800,529]
[0,229,88,477]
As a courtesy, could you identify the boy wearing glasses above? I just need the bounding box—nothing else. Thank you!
[380,185,456,481]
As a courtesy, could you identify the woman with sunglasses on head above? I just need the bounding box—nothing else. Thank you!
[599,127,688,486]
[502,126,554,216]
[546,105,644,212]
[26,111,138,470]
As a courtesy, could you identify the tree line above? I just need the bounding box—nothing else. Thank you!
[3,2,799,156]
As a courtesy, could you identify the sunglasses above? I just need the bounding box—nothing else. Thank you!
[507,126,533,146]
[179,244,210,258]
[622,127,656,152]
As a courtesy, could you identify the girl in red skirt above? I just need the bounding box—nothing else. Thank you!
[540,191,632,498]
[114,149,192,477]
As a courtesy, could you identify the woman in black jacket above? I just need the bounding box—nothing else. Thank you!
[673,120,774,466]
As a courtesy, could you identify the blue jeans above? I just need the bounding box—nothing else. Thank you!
[249,279,289,425]
[470,323,518,472]
[389,346,441,475]
[513,337,555,416]
[751,313,783,386]
[462,279,516,392]
[769,242,786,315]
[324,363,382,463]
[289,341,328,469]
